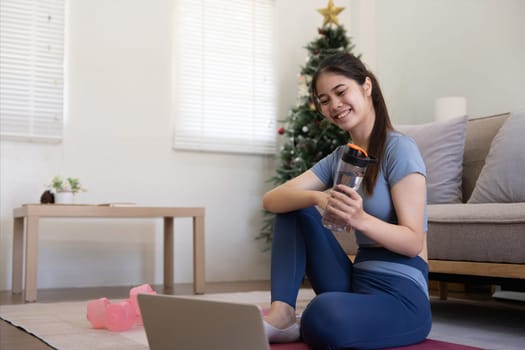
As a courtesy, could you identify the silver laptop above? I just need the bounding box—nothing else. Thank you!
[138,293,270,350]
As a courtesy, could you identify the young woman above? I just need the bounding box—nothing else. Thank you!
[262,53,431,349]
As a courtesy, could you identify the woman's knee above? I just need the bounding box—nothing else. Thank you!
[274,207,323,237]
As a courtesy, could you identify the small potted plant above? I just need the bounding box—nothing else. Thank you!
[48,176,86,204]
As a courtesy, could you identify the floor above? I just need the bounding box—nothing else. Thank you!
[1,281,523,350]
[0,281,272,350]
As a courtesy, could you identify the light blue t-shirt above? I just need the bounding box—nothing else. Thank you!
[312,131,428,246]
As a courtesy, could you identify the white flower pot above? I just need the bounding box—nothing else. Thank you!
[55,191,74,204]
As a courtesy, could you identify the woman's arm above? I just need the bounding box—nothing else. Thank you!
[263,170,329,214]
[328,172,427,257]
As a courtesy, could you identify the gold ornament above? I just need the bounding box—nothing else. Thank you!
[317,0,345,26]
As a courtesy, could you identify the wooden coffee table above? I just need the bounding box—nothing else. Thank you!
[11,204,205,302]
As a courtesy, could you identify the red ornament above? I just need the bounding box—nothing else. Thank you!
[277,127,285,135]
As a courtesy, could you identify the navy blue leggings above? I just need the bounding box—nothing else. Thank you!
[270,207,432,350]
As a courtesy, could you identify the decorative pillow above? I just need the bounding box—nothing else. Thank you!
[468,110,525,203]
[396,115,468,204]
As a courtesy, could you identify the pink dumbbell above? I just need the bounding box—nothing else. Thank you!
[86,284,157,332]
[129,284,157,325]
[105,300,136,332]
[86,297,110,329]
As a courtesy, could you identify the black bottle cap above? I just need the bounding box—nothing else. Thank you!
[341,144,377,167]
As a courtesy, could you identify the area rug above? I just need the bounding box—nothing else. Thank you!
[0,289,483,350]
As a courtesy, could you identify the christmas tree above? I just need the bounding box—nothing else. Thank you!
[257,0,359,249]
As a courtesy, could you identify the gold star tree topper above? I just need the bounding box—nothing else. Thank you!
[317,0,345,26]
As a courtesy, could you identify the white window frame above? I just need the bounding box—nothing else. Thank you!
[172,0,277,155]
[0,0,65,143]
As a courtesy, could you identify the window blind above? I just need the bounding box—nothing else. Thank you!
[172,0,276,155]
[0,0,65,142]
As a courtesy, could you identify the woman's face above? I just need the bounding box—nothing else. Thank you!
[315,72,373,132]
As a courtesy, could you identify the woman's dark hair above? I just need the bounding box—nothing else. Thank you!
[311,53,393,195]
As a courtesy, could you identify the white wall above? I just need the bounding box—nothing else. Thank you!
[0,0,275,291]
[369,0,525,123]
[278,0,525,126]
[1,0,523,291]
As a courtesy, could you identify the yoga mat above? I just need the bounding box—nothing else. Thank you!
[270,339,484,349]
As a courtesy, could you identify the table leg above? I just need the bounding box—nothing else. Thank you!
[163,217,174,292]
[24,216,39,302]
[11,217,24,294]
[193,215,205,294]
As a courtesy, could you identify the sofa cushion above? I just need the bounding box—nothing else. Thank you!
[427,203,525,263]
[468,111,525,203]
[462,113,509,201]
[396,115,468,204]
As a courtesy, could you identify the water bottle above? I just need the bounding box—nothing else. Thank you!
[322,143,377,232]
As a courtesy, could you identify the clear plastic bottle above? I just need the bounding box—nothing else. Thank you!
[322,143,376,232]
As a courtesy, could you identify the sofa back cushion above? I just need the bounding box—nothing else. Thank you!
[468,111,525,203]
[462,113,509,201]
[396,115,468,204]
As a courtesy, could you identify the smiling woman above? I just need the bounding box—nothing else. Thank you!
[171,0,277,155]
[262,52,430,348]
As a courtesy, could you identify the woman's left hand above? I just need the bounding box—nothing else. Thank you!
[325,184,365,230]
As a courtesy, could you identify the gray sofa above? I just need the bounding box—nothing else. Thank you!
[337,112,525,298]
